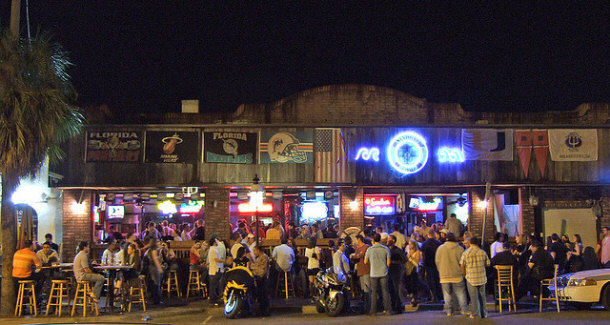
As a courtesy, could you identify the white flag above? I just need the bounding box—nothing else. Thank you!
[549,129,598,161]
[462,129,513,161]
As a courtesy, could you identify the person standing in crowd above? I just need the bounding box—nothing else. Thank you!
[43,233,60,252]
[460,237,490,319]
[549,233,568,274]
[490,233,504,258]
[251,245,270,316]
[207,236,225,306]
[388,234,406,314]
[272,239,295,273]
[568,234,584,272]
[364,233,392,315]
[143,222,161,241]
[390,224,407,249]
[421,229,443,302]
[230,233,244,259]
[305,238,322,301]
[143,238,164,305]
[13,240,43,299]
[516,241,554,300]
[287,222,299,240]
[435,232,468,317]
[333,241,350,278]
[311,224,324,239]
[297,225,311,240]
[73,241,104,303]
[404,239,425,307]
[351,234,371,313]
[266,221,282,240]
[445,213,462,238]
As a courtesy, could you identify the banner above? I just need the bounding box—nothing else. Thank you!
[203,131,258,164]
[515,129,532,177]
[145,131,199,163]
[86,130,142,162]
[549,129,598,161]
[314,128,352,183]
[533,129,549,177]
[259,130,313,163]
[461,129,513,161]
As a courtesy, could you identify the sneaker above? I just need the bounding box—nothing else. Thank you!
[446,313,453,317]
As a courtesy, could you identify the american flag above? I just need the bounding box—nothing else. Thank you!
[315,128,352,183]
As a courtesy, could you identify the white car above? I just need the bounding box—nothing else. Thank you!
[555,269,610,309]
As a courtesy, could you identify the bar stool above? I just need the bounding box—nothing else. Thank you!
[15,280,37,316]
[495,265,517,313]
[165,269,182,297]
[540,264,560,313]
[128,280,147,312]
[46,280,71,316]
[275,269,295,299]
[186,269,207,299]
[71,281,99,317]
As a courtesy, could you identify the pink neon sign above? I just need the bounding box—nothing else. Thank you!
[364,196,396,215]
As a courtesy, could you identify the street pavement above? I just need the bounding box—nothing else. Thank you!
[1,300,610,324]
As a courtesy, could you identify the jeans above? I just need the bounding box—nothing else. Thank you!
[80,272,105,299]
[441,281,468,315]
[359,274,371,313]
[209,272,222,303]
[424,266,442,301]
[148,266,162,304]
[388,271,403,312]
[255,275,270,315]
[467,283,487,318]
[370,276,391,314]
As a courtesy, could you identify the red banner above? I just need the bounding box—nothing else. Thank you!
[532,129,549,177]
[515,130,532,178]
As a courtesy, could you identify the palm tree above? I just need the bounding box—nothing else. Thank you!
[0,29,84,315]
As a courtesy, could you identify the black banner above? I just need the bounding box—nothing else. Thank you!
[145,131,199,163]
[86,130,142,162]
[204,131,258,164]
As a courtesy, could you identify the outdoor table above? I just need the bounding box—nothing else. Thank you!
[40,262,73,270]
[94,265,132,314]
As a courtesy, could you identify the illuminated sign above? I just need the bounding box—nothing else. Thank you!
[409,197,442,211]
[364,196,396,215]
[355,147,380,162]
[179,200,204,214]
[157,200,177,215]
[301,201,329,220]
[437,147,465,163]
[238,202,274,213]
[387,131,428,175]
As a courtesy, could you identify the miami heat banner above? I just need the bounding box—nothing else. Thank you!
[259,129,314,163]
[145,131,199,163]
[549,129,598,161]
[461,129,514,161]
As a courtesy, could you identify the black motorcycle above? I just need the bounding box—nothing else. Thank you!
[222,266,256,319]
[314,267,350,317]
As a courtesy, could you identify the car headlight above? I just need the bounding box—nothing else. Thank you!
[568,278,597,286]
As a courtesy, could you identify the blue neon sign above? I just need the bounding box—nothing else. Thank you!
[437,147,465,163]
[387,131,428,175]
[355,147,380,162]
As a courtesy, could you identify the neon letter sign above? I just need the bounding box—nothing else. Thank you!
[364,196,396,215]
[437,147,465,163]
[355,147,380,162]
[387,131,428,175]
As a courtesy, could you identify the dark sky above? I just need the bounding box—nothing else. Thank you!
[2,2,610,113]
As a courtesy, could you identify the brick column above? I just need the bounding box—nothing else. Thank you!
[468,189,495,243]
[62,189,93,262]
[600,186,610,230]
[339,187,364,231]
[519,187,535,237]
[204,187,231,241]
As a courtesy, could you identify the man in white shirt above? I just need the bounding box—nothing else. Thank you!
[230,232,244,259]
[207,236,225,306]
[272,239,295,272]
[73,241,105,302]
[390,223,407,249]
[333,242,350,279]
[490,233,505,258]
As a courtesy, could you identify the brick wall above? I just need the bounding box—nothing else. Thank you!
[204,187,231,240]
[62,189,93,262]
[468,189,496,242]
[339,187,364,231]
[519,187,535,237]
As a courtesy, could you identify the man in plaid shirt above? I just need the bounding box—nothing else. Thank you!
[460,237,490,318]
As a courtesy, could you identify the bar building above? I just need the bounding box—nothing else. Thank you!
[51,84,610,259]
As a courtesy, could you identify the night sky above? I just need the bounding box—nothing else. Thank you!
[2,2,610,114]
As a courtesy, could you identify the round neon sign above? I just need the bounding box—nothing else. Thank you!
[387,131,428,175]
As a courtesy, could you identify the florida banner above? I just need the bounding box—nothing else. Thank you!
[461,129,514,161]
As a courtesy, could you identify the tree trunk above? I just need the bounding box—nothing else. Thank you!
[1,175,18,316]
[10,0,21,37]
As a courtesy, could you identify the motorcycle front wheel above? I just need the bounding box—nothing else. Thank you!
[325,293,345,317]
[224,291,244,319]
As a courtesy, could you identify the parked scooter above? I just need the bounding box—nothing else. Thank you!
[314,267,350,316]
[222,266,256,319]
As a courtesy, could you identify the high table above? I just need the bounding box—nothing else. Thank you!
[40,263,74,270]
[93,265,132,314]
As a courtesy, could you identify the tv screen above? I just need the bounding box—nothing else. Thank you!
[107,205,125,219]
[408,198,420,209]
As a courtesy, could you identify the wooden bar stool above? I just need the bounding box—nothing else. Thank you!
[46,280,71,316]
[128,280,147,312]
[15,280,37,316]
[71,281,99,317]
[165,269,182,297]
[186,269,206,299]
[540,264,560,313]
[275,270,295,299]
[138,274,148,299]
[495,265,517,313]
